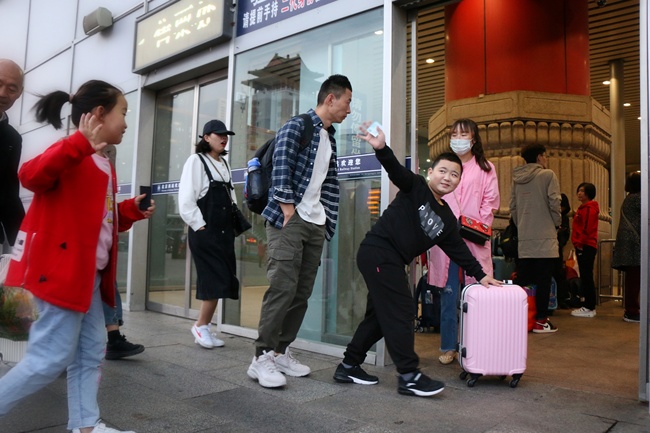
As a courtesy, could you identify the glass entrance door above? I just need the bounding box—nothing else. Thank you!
[146,73,228,318]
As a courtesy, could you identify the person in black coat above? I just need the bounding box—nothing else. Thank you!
[612,172,641,322]
[0,59,25,249]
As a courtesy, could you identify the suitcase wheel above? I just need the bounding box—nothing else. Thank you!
[466,373,481,387]
[510,374,523,388]
[459,371,468,380]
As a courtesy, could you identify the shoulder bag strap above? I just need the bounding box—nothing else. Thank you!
[621,209,639,238]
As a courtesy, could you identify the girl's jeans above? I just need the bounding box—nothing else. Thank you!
[440,261,462,352]
[0,273,106,430]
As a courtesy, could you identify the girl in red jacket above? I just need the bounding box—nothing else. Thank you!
[0,80,154,433]
[570,182,600,318]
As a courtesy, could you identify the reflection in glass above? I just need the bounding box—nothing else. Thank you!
[148,89,195,310]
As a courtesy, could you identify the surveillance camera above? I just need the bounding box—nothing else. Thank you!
[597,0,606,7]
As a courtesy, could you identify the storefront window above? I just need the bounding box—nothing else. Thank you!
[229,9,384,347]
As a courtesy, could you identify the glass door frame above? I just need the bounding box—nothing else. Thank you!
[146,70,229,320]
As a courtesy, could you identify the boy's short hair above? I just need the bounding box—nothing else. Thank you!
[577,182,596,200]
[521,144,546,164]
[431,151,463,175]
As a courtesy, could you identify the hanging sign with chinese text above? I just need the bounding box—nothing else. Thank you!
[133,0,232,73]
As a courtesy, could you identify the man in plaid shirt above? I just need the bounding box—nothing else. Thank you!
[248,74,352,388]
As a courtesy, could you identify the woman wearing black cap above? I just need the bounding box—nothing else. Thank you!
[179,119,240,349]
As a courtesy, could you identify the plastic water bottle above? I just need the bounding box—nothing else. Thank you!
[247,157,263,199]
[248,157,261,173]
[425,290,433,304]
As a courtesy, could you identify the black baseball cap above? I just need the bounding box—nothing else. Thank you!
[200,119,235,137]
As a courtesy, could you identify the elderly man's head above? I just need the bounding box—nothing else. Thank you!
[0,59,24,115]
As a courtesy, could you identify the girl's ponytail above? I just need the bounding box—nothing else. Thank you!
[34,91,70,129]
[33,80,121,130]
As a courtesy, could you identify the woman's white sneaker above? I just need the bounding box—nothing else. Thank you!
[571,307,596,318]
[191,324,214,348]
[208,324,225,347]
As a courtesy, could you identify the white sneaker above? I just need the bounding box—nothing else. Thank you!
[247,350,287,388]
[73,423,135,433]
[275,348,311,377]
[571,307,596,318]
[208,324,225,347]
[191,324,214,349]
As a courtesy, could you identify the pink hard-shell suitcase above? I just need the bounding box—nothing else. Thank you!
[458,283,528,387]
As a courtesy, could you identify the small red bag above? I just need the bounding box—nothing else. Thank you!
[458,215,492,245]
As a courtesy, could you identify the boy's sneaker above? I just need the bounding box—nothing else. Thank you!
[532,318,558,334]
[73,422,135,433]
[105,334,145,360]
[571,307,596,318]
[207,324,225,347]
[247,350,287,388]
[398,371,444,397]
[275,348,311,377]
[191,324,214,349]
[624,313,640,323]
[333,363,379,385]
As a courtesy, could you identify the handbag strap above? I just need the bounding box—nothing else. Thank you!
[621,208,639,238]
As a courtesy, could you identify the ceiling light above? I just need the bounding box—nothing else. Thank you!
[426,158,431,162]
[375,30,383,35]
[426,58,435,64]
[624,103,631,107]
[602,80,611,85]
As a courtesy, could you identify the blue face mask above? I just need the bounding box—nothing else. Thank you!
[450,138,472,155]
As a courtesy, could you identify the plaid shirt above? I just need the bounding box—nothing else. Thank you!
[262,109,340,240]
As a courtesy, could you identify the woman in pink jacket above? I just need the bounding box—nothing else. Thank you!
[427,119,500,365]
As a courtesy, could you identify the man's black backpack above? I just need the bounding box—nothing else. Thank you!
[245,113,314,214]
[499,218,518,259]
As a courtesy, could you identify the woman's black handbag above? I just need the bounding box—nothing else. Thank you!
[232,203,251,237]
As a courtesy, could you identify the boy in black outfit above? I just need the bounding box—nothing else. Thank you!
[333,124,501,397]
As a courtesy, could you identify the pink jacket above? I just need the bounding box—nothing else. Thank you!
[428,157,499,286]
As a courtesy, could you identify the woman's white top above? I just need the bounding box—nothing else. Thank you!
[178,153,236,231]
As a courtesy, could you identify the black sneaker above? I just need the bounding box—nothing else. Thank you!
[333,363,379,385]
[623,313,640,323]
[398,371,444,397]
[106,334,145,360]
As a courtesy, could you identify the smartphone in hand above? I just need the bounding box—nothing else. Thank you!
[139,185,152,211]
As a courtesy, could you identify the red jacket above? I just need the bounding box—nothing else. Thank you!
[571,200,599,250]
[5,131,144,313]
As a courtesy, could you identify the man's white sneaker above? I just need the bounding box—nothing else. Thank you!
[275,348,311,377]
[247,350,287,388]
[73,423,135,433]
[191,324,214,349]
[208,324,225,347]
[571,307,596,318]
